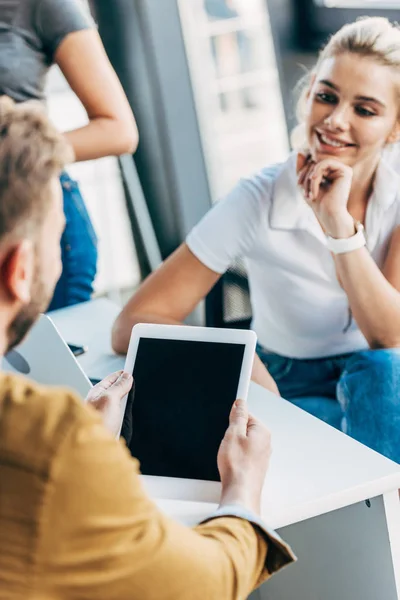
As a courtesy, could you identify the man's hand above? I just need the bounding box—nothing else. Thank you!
[217,399,272,515]
[252,353,280,396]
[86,371,133,437]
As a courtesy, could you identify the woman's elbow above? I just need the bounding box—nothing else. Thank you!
[115,118,139,155]
[111,316,129,355]
[369,338,400,350]
[102,112,138,155]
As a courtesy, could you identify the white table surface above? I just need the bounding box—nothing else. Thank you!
[50,298,400,530]
[49,298,125,380]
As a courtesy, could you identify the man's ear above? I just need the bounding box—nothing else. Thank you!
[1,240,34,304]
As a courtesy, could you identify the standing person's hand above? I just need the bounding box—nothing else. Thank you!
[86,371,133,436]
[217,399,271,515]
[297,152,355,238]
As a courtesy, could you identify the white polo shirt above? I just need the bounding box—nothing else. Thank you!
[186,153,400,359]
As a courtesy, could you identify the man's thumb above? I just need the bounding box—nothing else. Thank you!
[111,372,133,396]
[229,399,248,436]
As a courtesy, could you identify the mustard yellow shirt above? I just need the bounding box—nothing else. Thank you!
[0,374,295,599]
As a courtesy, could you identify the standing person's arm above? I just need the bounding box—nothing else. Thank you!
[55,29,138,161]
[36,0,138,161]
[38,394,295,600]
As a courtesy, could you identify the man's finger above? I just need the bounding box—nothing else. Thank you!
[247,416,271,456]
[95,371,125,390]
[110,371,133,396]
[229,399,248,436]
[85,371,126,402]
[247,414,269,437]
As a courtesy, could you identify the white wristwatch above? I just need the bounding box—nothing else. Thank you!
[326,221,366,255]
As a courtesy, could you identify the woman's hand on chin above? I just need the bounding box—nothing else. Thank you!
[297,152,355,238]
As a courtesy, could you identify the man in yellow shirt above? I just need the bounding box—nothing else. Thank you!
[0,97,295,599]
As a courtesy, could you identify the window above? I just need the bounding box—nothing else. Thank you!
[178,0,289,199]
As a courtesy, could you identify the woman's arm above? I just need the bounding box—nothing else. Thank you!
[112,243,221,354]
[334,226,400,349]
[298,154,400,349]
[55,29,138,161]
[112,243,280,394]
[113,174,272,350]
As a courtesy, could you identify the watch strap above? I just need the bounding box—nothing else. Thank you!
[326,221,366,255]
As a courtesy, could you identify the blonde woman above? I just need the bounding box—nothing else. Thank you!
[113,17,400,464]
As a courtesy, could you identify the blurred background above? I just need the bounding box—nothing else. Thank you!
[45,0,399,313]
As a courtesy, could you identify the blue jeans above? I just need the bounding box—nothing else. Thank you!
[48,173,98,311]
[257,345,400,464]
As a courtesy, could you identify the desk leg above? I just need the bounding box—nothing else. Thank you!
[384,490,400,598]
[249,495,399,600]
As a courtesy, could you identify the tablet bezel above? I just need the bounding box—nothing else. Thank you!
[119,323,257,442]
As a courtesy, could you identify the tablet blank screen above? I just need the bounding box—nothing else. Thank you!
[126,337,246,481]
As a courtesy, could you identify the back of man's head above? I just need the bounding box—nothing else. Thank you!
[0,96,73,241]
[0,97,73,353]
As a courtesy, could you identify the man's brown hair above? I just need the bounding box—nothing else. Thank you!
[0,96,73,241]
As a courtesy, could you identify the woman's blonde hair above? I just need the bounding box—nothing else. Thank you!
[291,17,400,149]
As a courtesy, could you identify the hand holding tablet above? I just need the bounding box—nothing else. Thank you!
[120,324,257,483]
[218,399,272,514]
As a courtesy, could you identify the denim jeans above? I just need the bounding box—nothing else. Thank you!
[257,345,400,464]
[48,172,98,311]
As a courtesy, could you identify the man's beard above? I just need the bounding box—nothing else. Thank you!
[6,267,52,353]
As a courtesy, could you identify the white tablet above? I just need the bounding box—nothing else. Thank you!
[121,323,256,483]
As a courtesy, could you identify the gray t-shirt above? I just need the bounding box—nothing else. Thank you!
[0,0,94,102]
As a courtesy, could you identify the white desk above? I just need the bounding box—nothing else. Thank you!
[50,298,400,600]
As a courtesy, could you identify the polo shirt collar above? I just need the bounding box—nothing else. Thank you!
[269,152,400,247]
[371,156,400,210]
[270,152,313,231]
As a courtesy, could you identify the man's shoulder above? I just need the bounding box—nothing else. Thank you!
[0,373,95,476]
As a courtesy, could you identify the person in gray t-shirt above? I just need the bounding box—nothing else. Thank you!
[0,0,138,309]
